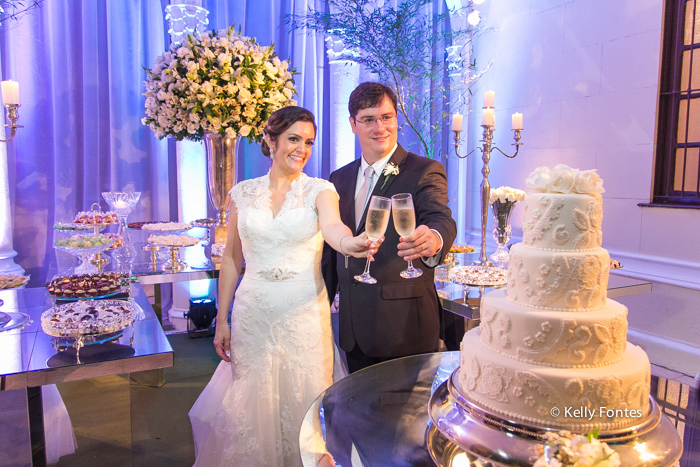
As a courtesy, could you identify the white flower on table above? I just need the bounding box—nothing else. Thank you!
[533,430,621,467]
[489,186,526,205]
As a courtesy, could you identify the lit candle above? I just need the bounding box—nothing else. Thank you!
[1,80,19,105]
[483,90,495,108]
[512,112,523,130]
[451,113,463,132]
[482,108,495,127]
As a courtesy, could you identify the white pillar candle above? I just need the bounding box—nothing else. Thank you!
[1,80,19,105]
[482,108,495,127]
[512,112,523,130]
[483,90,495,108]
[451,113,463,132]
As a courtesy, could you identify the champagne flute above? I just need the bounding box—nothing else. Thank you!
[354,196,391,284]
[392,193,423,279]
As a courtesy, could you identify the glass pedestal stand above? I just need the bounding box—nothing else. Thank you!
[56,243,114,275]
[162,246,187,272]
[102,192,141,268]
[142,244,163,272]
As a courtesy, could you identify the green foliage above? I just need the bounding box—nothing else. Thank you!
[289,0,490,158]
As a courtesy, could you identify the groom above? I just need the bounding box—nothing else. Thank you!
[323,82,457,373]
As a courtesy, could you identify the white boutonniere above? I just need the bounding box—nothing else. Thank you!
[381,162,400,188]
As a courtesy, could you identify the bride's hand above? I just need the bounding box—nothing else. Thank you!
[213,324,231,362]
[347,232,384,258]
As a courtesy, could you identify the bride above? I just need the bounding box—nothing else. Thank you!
[189,106,379,467]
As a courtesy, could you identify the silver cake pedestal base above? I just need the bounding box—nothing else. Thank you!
[428,371,683,466]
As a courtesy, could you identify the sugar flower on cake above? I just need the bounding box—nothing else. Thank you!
[533,430,620,467]
[142,26,297,143]
[526,165,605,195]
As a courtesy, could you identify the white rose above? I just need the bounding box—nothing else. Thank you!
[525,166,550,192]
[574,169,605,194]
[489,190,498,203]
[238,88,252,104]
[239,124,252,137]
[548,164,577,193]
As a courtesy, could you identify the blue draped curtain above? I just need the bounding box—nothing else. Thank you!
[0,0,457,284]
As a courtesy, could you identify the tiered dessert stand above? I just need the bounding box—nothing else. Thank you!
[427,373,683,466]
[54,235,114,275]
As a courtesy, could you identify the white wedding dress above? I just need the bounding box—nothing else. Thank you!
[189,172,345,467]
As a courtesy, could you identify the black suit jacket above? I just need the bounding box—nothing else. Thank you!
[322,144,457,358]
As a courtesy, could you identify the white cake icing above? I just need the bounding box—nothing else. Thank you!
[507,243,610,311]
[457,165,651,431]
[479,289,628,368]
[459,329,650,431]
[522,193,603,251]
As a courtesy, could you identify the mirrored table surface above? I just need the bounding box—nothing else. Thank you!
[0,284,173,390]
[300,352,699,467]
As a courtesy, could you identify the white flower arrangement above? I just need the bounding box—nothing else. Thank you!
[381,162,400,188]
[142,26,297,142]
[489,186,526,204]
[525,164,605,195]
[533,430,620,467]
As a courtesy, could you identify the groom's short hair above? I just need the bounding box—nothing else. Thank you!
[348,82,398,118]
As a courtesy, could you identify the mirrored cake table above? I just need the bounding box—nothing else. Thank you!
[300,352,699,467]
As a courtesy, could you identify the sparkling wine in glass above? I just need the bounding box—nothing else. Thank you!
[392,193,423,279]
[354,196,391,284]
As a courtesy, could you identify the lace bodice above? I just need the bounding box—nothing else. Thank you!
[230,172,337,280]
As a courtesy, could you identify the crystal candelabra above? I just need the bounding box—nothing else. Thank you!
[453,110,522,267]
[101,192,141,266]
[0,104,23,143]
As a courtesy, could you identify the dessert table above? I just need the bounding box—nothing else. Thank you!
[0,283,173,466]
[300,352,699,467]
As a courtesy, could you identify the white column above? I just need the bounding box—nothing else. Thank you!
[326,35,359,170]
[0,51,24,275]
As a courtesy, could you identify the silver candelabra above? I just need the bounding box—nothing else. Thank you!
[0,104,22,143]
[453,116,522,267]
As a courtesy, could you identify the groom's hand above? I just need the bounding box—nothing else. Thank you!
[397,225,440,261]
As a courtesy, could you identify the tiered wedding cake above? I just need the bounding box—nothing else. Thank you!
[457,165,651,432]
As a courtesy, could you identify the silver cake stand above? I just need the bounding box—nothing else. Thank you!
[427,370,683,466]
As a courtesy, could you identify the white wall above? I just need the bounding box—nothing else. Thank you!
[466,0,700,375]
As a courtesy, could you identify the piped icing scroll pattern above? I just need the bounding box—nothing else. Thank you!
[466,356,512,403]
[508,252,609,310]
[480,305,512,350]
[523,196,564,246]
[512,317,627,367]
[571,197,603,250]
[564,372,650,414]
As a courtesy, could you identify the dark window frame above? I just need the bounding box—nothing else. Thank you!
[653,0,700,207]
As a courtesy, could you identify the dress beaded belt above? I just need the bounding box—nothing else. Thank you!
[256,267,299,281]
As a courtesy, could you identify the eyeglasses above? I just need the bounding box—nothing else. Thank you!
[353,114,397,126]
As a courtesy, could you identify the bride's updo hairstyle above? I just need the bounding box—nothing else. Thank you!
[261,106,317,158]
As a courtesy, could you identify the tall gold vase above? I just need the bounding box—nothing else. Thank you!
[203,132,238,243]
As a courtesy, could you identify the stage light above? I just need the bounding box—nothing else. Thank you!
[186,297,216,332]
